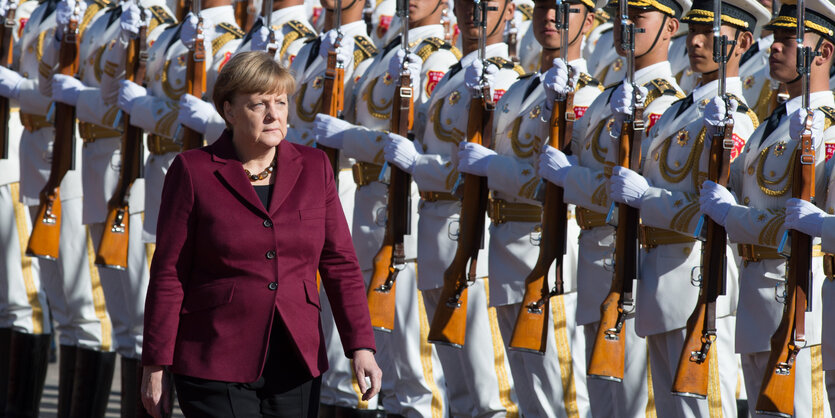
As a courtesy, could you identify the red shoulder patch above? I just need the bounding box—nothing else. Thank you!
[425,70,444,96]
[217,51,232,71]
[730,133,745,162]
[377,15,392,39]
[826,143,835,161]
[573,106,588,119]
[17,18,28,38]
[492,89,506,102]
[647,113,662,129]
[312,7,323,26]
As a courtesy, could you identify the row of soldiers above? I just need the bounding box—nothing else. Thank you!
[0,0,834,414]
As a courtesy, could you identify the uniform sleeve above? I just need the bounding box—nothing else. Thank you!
[723,205,786,246]
[76,87,118,126]
[340,123,389,164]
[411,152,455,192]
[143,154,195,366]
[821,216,835,254]
[561,164,610,212]
[485,154,538,201]
[129,94,179,137]
[17,77,51,115]
[37,30,59,98]
[100,37,128,105]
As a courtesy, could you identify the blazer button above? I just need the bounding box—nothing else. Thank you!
[266,250,276,259]
[263,219,273,228]
[268,282,278,291]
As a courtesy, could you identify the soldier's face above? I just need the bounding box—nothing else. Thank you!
[224,92,289,149]
[454,0,509,41]
[612,9,671,57]
[686,23,737,74]
[768,28,825,82]
[410,0,443,24]
[532,1,591,50]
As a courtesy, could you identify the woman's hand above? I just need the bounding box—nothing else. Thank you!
[141,365,171,418]
[352,349,382,401]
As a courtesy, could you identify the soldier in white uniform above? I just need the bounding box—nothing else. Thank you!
[312,0,464,415]
[0,0,120,414]
[0,1,52,415]
[111,0,243,245]
[284,0,381,415]
[455,0,603,415]
[738,0,776,119]
[539,0,691,415]
[44,1,175,415]
[700,0,835,414]
[381,0,522,415]
[604,0,767,416]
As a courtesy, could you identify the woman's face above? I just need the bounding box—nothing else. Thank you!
[224,91,289,150]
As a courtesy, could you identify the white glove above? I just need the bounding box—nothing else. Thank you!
[313,113,353,149]
[543,58,578,105]
[120,2,148,39]
[118,79,146,113]
[789,108,825,149]
[0,0,9,17]
[699,180,737,226]
[251,26,278,57]
[784,198,826,237]
[384,132,421,174]
[538,145,575,187]
[388,50,421,90]
[703,96,738,136]
[608,166,650,208]
[0,66,22,99]
[464,60,499,99]
[178,93,214,133]
[55,0,87,39]
[609,82,648,140]
[319,29,355,69]
[457,142,496,177]
[51,74,85,105]
[180,12,214,51]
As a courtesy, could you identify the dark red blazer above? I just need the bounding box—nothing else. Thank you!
[142,131,375,383]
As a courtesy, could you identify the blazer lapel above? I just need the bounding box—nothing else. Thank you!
[211,134,270,217]
[269,140,303,216]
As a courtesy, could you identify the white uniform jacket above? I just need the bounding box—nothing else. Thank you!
[236,5,316,67]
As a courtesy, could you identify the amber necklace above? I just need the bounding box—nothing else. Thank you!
[244,160,276,182]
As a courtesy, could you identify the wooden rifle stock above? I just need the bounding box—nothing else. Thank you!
[0,4,15,160]
[755,132,815,417]
[234,0,256,32]
[27,15,80,259]
[508,91,575,353]
[317,32,344,181]
[672,122,734,398]
[181,12,205,150]
[587,113,643,381]
[427,91,493,346]
[366,72,414,331]
[96,21,148,269]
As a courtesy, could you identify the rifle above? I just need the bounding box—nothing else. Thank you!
[363,0,373,36]
[508,0,576,353]
[26,1,81,259]
[587,0,644,381]
[755,1,817,414]
[181,0,204,150]
[671,0,734,397]
[96,2,148,269]
[366,0,413,331]
[0,0,16,160]
[176,0,190,22]
[427,0,496,347]
[317,0,343,181]
[234,0,256,32]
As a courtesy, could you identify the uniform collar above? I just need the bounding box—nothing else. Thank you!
[320,20,366,40]
[692,77,743,103]
[785,91,835,117]
[569,58,588,75]
[460,43,509,68]
[634,61,673,86]
[408,24,444,44]
[202,5,237,24]
[272,5,309,24]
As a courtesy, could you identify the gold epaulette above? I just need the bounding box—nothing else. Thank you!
[577,72,603,91]
[80,0,113,35]
[148,6,175,33]
[416,37,462,61]
[212,22,244,56]
[820,106,835,130]
[728,93,760,129]
[486,56,525,76]
[644,78,685,107]
[353,35,377,69]
[286,20,316,39]
[517,4,533,20]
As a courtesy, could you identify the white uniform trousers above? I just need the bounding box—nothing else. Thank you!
[646,317,737,418]
[422,279,520,418]
[741,347,831,418]
[369,264,448,418]
[495,293,590,418]
[88,216,148,359]
[142,151,177,243]
[27,198,112,350]
[0,183,50,334]
[581,317,653,418]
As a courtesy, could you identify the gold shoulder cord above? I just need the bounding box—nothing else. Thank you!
[657,126,706,188]
[161,59,186,100]
[508,116,539,159]
[294,82,323,123]
[363,77,391,119]
[430,100,465,144]
[589,118,610,164]
[756,146,797,197]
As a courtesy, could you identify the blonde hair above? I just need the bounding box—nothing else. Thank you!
[212,51,296,122]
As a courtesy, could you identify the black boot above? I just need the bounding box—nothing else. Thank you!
[5,331,50,417]
[121,357,154,418]
[68,348,116,418]
[0,328,12,414]
[57,345,78,418]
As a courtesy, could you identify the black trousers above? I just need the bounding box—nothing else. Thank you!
[174,311,320,417]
